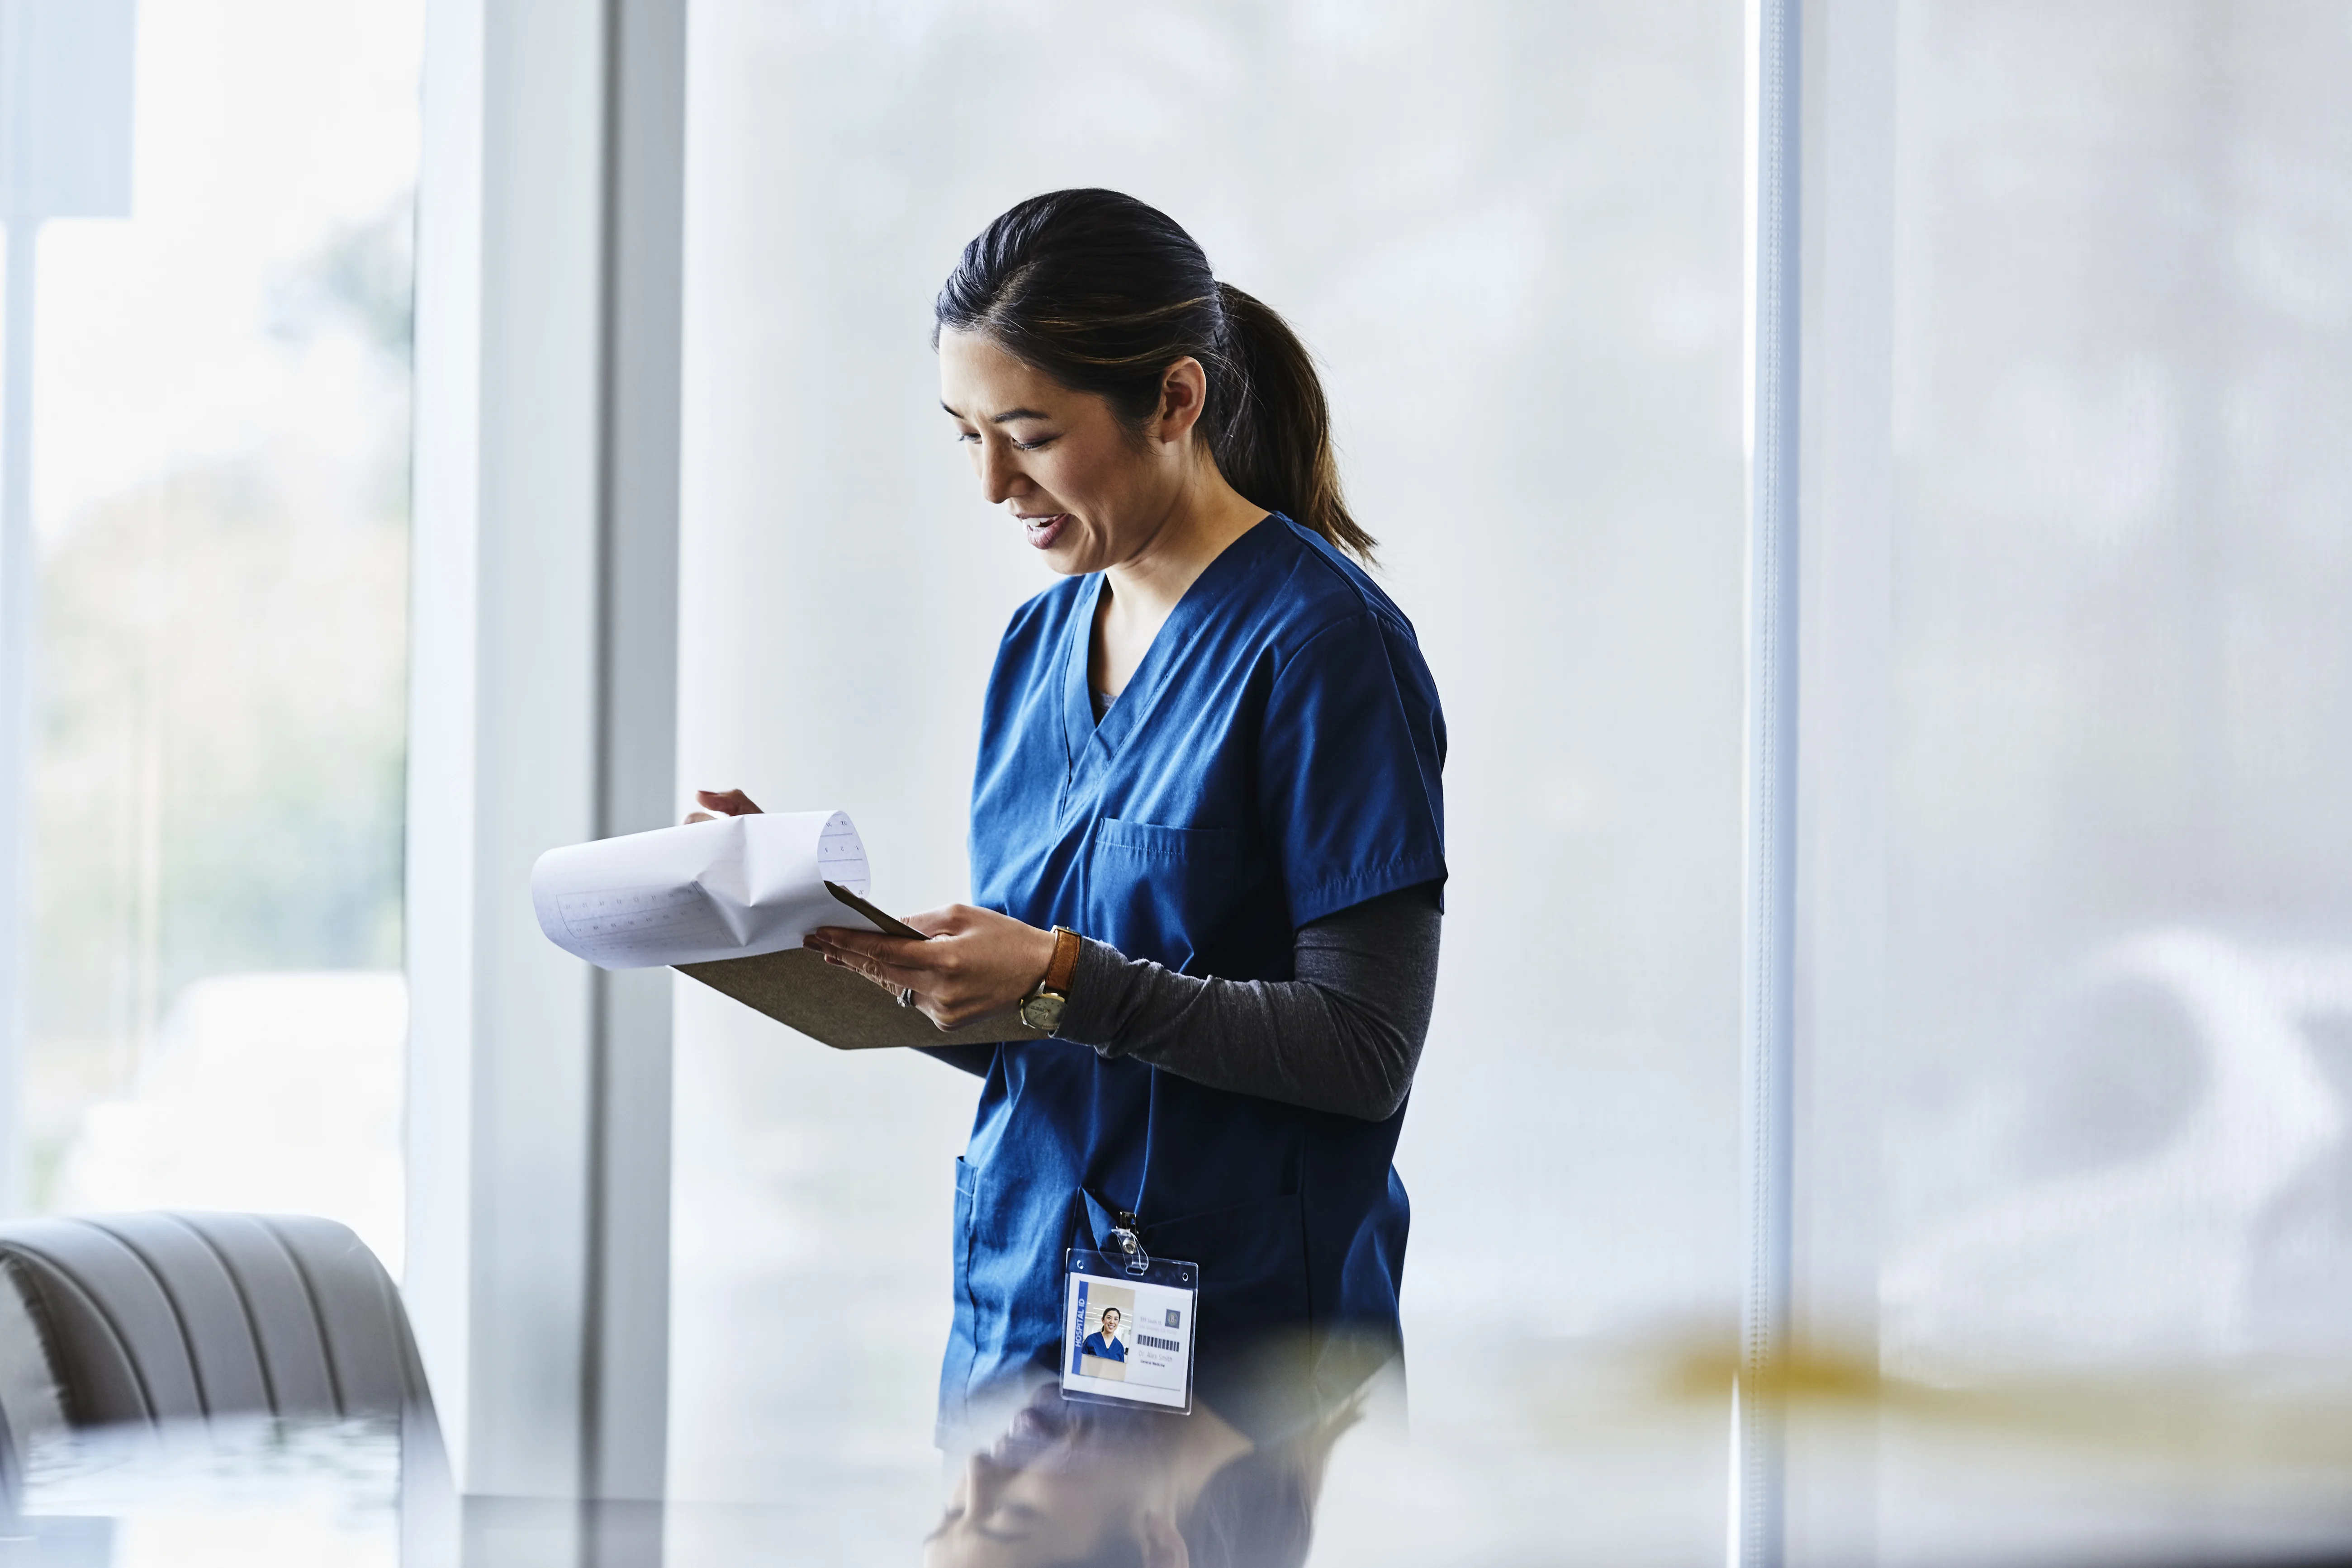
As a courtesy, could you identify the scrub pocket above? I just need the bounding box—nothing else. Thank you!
[942,1156,980,1416]
[953,1156,979,1265]
[1143,1193,1310,1326]
[1138,1192,1316,1440]
[1086,819,1252,968]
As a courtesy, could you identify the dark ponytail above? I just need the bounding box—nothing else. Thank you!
[934,189,1375,562]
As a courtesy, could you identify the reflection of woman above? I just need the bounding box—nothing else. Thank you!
[1082,1308,1127,1363]
[924,1383,1353,1568]
[693,189,1445,1442]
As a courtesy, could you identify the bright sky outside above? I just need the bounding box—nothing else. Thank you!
[25,0,423,538]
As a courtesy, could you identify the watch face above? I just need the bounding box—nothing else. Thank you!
[1020,992,1067,1033]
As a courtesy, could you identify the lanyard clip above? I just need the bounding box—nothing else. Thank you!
[1110,1211,1150,1276]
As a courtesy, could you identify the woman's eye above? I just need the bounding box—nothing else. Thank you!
[950,429,1053,450]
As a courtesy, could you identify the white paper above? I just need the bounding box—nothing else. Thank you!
[530,810,881,970]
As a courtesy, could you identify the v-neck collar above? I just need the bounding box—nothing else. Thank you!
[1056,515,1279,800]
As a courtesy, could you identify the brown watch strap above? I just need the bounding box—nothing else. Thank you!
[1043,926,1082,996]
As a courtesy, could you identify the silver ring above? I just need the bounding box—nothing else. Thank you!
[897,987,915,1008]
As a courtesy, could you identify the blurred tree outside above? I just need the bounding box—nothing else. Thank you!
[27,199,412,1207]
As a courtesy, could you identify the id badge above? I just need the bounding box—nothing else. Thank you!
[1062,1239,1198,1415]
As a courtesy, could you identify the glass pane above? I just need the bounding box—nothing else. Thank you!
[671,2,1745,1560]
[25,0,421,1273]
[1869,2,2352,1554]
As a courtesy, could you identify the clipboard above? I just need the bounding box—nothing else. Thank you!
[673,881,1048,1051]
[818,879,925,939]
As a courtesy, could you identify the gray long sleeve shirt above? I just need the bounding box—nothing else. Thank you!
[923,883,1442,1122]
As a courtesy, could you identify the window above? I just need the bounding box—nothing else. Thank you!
[22,0,421,1273]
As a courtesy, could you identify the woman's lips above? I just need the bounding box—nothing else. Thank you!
[1022,513,1067,550]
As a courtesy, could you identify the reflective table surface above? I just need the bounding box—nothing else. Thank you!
[9,1417,403,1566]
[6,1344,2352,1567]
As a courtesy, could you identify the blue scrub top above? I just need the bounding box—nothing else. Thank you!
[942,515,1447,1441]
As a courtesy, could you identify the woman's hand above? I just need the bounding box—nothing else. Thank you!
[804,905,1058,1032]
[685,792,1051,1028]
[685,788,760,823]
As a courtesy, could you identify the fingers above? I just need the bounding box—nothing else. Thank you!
[689,788,762,820]
[815,949,924,995]
[825,951,920,1006]
[805,928,933,994]
[805,913,1042,1031]
[805,926,989,1029]
[807,927,929,968]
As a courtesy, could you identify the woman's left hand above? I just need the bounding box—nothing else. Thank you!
[804,905,1059,1031]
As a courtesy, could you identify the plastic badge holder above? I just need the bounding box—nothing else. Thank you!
[1061,1245,1198,1416]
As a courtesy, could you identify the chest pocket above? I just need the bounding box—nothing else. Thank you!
[1085,819,1254,972]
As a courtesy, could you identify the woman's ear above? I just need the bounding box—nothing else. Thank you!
[1137,1509,1191,1568]
[1155,357,1210,444]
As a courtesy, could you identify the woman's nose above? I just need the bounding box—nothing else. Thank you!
[976,440,1023,505]
[962,1452,1003,1510]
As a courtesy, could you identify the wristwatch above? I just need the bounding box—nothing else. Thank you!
[1018,926,1083,1034]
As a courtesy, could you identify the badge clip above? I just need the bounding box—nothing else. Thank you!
[1110,1210,1150,1276]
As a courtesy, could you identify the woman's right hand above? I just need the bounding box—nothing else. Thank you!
[684,788,762,823]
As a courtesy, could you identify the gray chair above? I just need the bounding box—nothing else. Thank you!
[0,1212,433,1448]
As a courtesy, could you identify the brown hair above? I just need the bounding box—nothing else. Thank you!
[934,189,1374,562]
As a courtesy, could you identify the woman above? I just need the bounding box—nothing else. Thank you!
[694,189,1444,1447]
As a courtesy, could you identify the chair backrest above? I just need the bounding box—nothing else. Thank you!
[0,1212,431,1434]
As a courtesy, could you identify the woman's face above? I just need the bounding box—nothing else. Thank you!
[923,1449,1141,1568]
[939,327,1200,577]
[922,1396,1182,1568]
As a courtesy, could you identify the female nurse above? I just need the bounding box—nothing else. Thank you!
[695,188,1446,1446]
